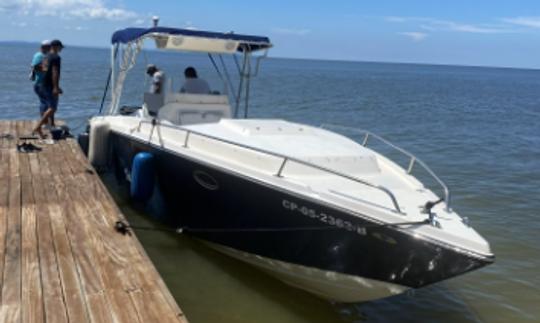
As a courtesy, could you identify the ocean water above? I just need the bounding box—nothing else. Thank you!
[1,43,539,322]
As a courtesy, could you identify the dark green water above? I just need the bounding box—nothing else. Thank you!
[1,43,539,322]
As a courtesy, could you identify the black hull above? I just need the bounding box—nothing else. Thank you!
[110,131,493,289]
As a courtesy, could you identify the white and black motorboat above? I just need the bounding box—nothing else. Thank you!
[81,24,494,303]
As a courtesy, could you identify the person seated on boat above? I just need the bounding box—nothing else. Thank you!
[146,64,165,94]
[180,67,210,94]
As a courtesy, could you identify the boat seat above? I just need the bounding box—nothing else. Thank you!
[158,93,232,125]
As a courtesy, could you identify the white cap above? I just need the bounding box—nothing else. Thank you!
[41,39,51,46]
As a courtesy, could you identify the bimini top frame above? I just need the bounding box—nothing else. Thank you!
[106,26,271,117]
[111,27,272,53]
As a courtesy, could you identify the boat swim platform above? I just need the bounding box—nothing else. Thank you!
[0,120,188,323]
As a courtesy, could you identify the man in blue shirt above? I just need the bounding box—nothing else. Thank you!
[30,40,51,119]
[33,39,64,138]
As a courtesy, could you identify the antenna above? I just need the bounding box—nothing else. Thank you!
[152,16,159,27]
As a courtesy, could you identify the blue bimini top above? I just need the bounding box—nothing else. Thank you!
[111,27,272,53]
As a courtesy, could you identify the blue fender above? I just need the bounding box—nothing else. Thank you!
[130,152,155,201]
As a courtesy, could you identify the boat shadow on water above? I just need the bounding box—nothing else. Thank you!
[340,285,485,323]
[101,173,484,323]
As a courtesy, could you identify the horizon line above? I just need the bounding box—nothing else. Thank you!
[1,40,539,72]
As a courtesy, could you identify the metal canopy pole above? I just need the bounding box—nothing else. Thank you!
[234,49,248,118]
[108,44,117,115]
[208,54,225,84]
[243,52,252,118]
[218,54,238,101]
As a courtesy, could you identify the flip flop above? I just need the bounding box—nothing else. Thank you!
[16,142,43,153]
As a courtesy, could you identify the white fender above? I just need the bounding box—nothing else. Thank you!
[88,119,110,168]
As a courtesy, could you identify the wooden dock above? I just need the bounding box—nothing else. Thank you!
[0,120,187,323]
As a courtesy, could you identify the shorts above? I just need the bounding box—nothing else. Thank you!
[34,85,58,113]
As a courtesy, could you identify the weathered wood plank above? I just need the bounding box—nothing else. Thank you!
[17,148,31,179]
[0,174,9,297]
[45,142,63,176]
[1,177,21,322]
[33,177,69,323]
[39,176,90,323]
[130,289,186,323]
[27,153,41,177]
[0,305,20,323]
[0,149,8,178]
[72,174,138,292]
[8,149,19,178]
[75,173,156,293]
[36,147,51,177]
[86,173,185,317]
[0,121,6,149]
[21,177,44,323]
[86,294,114,323]
[55,175,105,296]
[107,291,142,323]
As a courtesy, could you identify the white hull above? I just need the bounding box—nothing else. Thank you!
[204,241,409,303]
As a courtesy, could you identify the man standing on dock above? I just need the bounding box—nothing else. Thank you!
[33,39,64,138]
[30,40,51,120]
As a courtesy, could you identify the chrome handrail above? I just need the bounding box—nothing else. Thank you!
[139,119,404,214]
[321,124,451,211]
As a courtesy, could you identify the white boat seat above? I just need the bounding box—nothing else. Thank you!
[158,93,232,125]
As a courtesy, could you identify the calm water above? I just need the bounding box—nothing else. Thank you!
[1,43,539,322]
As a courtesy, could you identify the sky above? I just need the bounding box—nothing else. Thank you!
[1,0,540,69]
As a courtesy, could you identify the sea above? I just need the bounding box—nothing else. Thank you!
[1,42,539,323]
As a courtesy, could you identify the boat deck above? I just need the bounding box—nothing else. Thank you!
[0,120,187,323]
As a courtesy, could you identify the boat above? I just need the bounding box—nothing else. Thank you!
[81,23,494,303]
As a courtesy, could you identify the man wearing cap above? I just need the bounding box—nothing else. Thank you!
[146,64,165,94]
[30,40,51,119]
[33,39,64,137]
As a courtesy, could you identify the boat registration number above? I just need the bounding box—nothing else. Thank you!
[282,199,367,236]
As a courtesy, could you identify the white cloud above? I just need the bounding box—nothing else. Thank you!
[386,16,512,34]
[433,20,507,33]
[272,27,311,36]
[502,16,540,28]
[1,0,137,21]
[11,21,28,27]
[134,18,146,26]
[398,31,428,42]
[69,6,136,20]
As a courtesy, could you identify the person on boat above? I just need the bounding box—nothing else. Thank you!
[146,64,165,94]
[180,67,210,94]
[32,39,64,138]
[30,40,51,121]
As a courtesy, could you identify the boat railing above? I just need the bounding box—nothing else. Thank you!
[320,124,451,212]
[139,119,405,214]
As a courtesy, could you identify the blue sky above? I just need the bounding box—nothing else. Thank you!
[1,0,540,68]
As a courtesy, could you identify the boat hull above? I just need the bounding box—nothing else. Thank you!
[110,131,493,302]
[205,241,409,302]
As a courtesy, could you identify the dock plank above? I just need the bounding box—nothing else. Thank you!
[34,178,69,323]
[39,176,90,323]
[1,177,21,323]
[21,177,44,323]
